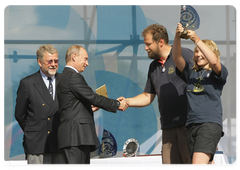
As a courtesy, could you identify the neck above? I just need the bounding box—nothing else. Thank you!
[159,45,172,62]
[66,63,79,73]
[199,63,210,70]
[40,68,53,78]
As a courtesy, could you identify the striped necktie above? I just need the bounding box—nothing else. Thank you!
[47,77,53,99]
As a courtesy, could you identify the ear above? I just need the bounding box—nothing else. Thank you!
[159,39,165,47]
[72,53,77,62]
[37,59,42,67]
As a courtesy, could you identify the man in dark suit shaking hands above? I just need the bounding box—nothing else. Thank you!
[57,45,128,164]
[15,44,63,164]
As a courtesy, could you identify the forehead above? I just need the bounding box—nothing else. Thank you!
[144,33,153,43]
[80,49,88,58]
[43,51,58,59]
[194,47,200,52]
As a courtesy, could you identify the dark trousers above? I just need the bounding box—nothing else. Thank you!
[61,146,91,164]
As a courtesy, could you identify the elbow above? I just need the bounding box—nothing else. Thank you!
[210,60,219,67]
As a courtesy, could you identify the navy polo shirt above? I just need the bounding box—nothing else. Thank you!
[181,62,228,127]
[144,47,194,129]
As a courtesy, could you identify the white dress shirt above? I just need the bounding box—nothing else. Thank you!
[40,69,56,100]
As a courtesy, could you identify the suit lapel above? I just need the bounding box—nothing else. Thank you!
[34,71,53,107]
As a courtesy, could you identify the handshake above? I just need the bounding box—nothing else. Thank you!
[91,96,129,112]
[117,97,129,111]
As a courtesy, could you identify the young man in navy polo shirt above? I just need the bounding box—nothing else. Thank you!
[125,24,194,164]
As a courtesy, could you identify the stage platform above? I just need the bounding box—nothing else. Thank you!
[6,152,229,165]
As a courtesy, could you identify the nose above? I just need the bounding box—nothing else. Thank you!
[197,51,202,57]
[145,45,149,51]
[50,62,57,68]
[86,60,89,66]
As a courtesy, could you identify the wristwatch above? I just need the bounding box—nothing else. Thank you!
[117,100,121,107]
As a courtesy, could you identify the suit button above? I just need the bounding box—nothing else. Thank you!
[47,131,50,134]
[48,118,50,121]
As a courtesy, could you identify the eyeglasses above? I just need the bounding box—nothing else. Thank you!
[46,59,59,64]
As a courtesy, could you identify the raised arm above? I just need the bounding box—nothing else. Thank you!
[186,30,222,76]
[172,23,186,73]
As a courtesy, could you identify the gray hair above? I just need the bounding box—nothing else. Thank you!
[36,44,58,60]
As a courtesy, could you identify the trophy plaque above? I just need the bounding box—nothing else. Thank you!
[179,5,200,38]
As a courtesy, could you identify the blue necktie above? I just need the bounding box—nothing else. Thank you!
[48,77,53,99]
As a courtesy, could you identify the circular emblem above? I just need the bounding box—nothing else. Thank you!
[99,129,117,158]
[123,138,139,157]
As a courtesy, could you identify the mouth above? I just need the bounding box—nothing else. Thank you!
[197,56,204,61]
[48,67,58,74]
[49,66,57,70]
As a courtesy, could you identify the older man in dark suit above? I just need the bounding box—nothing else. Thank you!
[15,44,63,164]
[57,45,128,164]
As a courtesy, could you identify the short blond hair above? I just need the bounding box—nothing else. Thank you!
[65,45,85,63]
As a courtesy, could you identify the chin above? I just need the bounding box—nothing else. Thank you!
[148,55,156,60]
[48,70,57,76]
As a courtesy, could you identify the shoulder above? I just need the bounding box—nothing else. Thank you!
[55,72,62,79]
[17,71,40,91]
[147,60,159,73]
[56,72,61,76]
[149,59,158,68]
[181,47,194,57]
[214,63,228,82]
[181,47,193,53]
[62,67,75,77]
[20,71,40,82]
[220,63,228,74]
[62,68,85,82]
[180,47,194,64]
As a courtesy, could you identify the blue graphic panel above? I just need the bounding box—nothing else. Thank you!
[7,6,71,30]
[95,70,157,154]
[96,5,147,41]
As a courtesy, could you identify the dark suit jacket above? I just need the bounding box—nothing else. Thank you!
[57,67,119,151]
[15,71,61,154]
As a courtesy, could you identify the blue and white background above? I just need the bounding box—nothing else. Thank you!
[4,5,236,163]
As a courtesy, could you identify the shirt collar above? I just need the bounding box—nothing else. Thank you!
[158,55,169,66]
[40,69,55,80]
[157,48,172,66]
[65,65,79,73]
